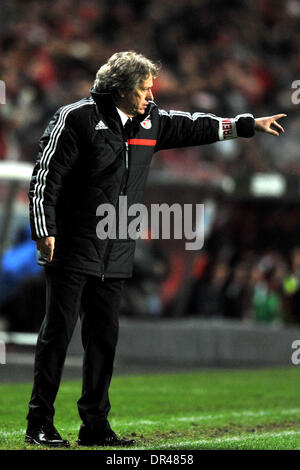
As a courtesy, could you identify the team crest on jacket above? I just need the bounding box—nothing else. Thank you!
[141,118,152,129]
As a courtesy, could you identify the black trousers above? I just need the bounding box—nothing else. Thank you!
[27,266,124,431]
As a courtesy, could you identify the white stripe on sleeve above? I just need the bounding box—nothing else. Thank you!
[32,98,94,238]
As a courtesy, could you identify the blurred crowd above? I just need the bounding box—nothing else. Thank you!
[0,0,299,177]
[184,202,300,325]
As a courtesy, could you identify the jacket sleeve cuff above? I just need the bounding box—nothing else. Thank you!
[218,114,255,140]
[31,231,57,241]
[235,113,255,138]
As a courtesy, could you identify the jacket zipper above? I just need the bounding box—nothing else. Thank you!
[101,139,129,281]
[98,108,154,281]
[123,141,129,191]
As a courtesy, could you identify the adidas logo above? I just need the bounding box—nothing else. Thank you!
[95,120,108,130]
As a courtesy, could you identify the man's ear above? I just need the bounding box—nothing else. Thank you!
[118,89,125,98]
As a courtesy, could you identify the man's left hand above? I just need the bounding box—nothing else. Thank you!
[254,114,287,136]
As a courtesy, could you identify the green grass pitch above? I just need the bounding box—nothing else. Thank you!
[1,366,300,450]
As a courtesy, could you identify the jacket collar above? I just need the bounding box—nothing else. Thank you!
[90,88,156,127]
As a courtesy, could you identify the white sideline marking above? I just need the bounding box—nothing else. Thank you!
[0,430,26,437]
[159,430,300,449]
[1,407,300,439]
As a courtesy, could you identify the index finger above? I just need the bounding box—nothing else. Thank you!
[272,114,287,120]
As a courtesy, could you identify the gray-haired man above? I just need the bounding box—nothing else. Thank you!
[26,51,286,447]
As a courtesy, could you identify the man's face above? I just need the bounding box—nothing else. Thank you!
[121,74,154,117]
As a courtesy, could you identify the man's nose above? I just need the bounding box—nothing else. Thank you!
[147,89,154,101]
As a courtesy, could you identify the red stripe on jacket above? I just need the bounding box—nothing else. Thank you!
[127,139,157,146]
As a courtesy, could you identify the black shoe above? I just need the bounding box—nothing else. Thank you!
[77,424,135,447]
[25,422,70,447]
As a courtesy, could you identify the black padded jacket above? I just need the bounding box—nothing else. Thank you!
[28,89,255,278]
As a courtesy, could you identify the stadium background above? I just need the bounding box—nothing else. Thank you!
[0,0,300,383]
[2,0,300,452]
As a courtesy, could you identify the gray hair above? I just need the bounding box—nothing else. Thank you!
[93,51,159,97]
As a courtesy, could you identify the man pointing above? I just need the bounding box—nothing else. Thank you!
[26,51,286,447]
